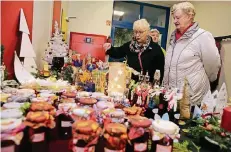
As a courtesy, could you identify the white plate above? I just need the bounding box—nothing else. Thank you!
[3,102,23,109]
[17,89,35,97]
[96,101,114,110]
[1,109,23,119]
[1,118,22,132]
[77,92,91,97]
[31,97,48,102]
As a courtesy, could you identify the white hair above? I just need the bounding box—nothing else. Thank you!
[172,2,196,19]
[133,19,150,31]
[150,29,160,34]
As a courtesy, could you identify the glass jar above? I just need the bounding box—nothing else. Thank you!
[1,140,18,152]
[153,135,173,152]
[57,113,73,140]
[28,127,49,152]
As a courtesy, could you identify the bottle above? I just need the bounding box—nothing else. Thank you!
[139,71,144,82]
[145,72,150,83]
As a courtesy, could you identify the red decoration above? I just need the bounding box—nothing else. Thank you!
[221,106,231,132]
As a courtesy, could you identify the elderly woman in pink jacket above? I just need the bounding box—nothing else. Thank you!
[163,2,221,105]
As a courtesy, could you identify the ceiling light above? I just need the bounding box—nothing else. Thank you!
[114,10,124,16]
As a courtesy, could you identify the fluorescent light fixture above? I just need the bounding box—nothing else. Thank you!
[114,10,124,16]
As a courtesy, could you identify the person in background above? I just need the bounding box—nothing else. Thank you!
[103,19,165,83]
[150,29,166,56]
[163,2,221,105]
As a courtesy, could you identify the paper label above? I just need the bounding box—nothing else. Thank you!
[134,142,147,152]
[1,145,15,152]
[74,146,95,152]
[31,132,45,142]
[61,121,72,127]
[156,144,172,152]
[104,147,125,152]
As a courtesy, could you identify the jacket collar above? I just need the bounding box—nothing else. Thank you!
[170,22,200,46]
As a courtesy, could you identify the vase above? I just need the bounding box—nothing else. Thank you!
[51,57,64,72]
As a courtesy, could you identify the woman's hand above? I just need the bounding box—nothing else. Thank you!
[103,43,111,52]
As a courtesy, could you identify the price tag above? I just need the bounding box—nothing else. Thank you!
[104,147,125,152]
[61,121,72,127]
[156,144,172,152]
[1,145,15,152]
[134,142,147,152]
[74,146,95,152]
[31,132,45,142]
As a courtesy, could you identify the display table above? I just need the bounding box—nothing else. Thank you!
[16,125,212,152]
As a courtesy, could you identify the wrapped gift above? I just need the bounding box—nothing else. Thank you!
[92,70,107,93]
[108,62,126,96]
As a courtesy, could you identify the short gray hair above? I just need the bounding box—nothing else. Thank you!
[133,19,150,31]
[172,2,196,18]
[150,29,160,34]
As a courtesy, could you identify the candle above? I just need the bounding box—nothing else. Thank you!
[221,106,231,132]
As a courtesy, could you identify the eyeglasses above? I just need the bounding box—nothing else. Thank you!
[133,30,146,36]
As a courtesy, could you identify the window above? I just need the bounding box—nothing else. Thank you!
[114,27,133,47]
[113,2,140,23]
[111,1,170,49]
[143,6,167,28]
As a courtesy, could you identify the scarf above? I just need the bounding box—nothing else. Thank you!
[129,36,152,53]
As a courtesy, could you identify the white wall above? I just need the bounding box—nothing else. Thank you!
[67,1,113,38]
[32,1,53,69]
[191,1,231,96]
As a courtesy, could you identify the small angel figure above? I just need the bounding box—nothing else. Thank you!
[73,54,82,67]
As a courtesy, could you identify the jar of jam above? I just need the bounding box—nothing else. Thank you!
[154,135,173,152]
[128,116,152,152]
[103,123,127,152]
[1,140,19,152]
[57,102,76,139]
[72,120,102,152]
[152,120,179,152]
[57,113,73,139]
[28,127,49,152]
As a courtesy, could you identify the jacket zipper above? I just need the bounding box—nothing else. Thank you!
[167,44,176,86]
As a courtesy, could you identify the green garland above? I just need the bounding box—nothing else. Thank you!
[184,116,231,151]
